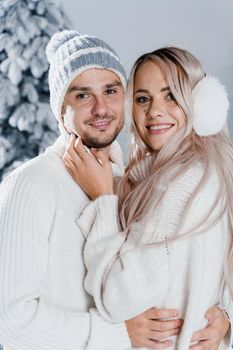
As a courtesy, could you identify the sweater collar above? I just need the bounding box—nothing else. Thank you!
[128,154,154,184]
[46,127,125,177]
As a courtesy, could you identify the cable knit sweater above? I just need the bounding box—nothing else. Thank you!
[0,135,130,350]
[78,159,232,350]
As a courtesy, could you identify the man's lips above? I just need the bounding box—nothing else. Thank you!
[88,118,113,130]
[146,123,174,134]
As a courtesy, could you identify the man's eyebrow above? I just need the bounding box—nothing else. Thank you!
[105,81,122,89]
[67,81,122,93]
[134,87,170,93]
[67,86,91,93]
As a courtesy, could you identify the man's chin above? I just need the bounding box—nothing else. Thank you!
[82,138,115,149]
[82,130,121,149]
[81,120,123,149]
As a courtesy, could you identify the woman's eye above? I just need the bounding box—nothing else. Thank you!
[166,92,176,102]
[135,96,150,104]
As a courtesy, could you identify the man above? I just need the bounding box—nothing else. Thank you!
[0,30,230,350]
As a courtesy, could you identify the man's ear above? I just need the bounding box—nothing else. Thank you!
[60,104,70,134]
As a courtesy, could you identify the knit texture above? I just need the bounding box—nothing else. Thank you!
[78,161,232,350]
[0,136,130,350]
[46,30,127,121]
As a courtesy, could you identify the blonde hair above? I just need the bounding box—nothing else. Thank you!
[117,47,233,297]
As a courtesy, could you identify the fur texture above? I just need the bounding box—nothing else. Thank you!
[192,75,229,136]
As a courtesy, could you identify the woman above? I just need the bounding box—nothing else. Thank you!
[64,47,233,349]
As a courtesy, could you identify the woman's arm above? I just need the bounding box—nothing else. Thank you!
[77,163,206,320]
[65,140,231,348]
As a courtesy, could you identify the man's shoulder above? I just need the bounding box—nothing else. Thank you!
[2,151,63,192]
[18,150,56,172]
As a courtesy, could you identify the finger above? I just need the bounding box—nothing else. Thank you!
[68,133,76,150]
[63,152,75,168]
[63,150,80,170]
[146,308,180,320]
[142,338,173,349]
[191,328,210,342]
[65,136,82,161]
[205,305,221,322]
[91,149,109,167]
[148,319,183,332]
[64,163,76,181]
[148,327,181,341]
[189,340,211,349]
[74,138,92,160]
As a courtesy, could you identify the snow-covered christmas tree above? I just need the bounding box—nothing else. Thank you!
[0,0,70,180]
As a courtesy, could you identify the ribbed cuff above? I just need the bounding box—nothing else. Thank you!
[76,195,119,239]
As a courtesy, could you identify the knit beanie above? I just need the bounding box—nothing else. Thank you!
[46,30,127,121]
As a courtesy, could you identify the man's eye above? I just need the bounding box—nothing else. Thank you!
[106,89,116,95]
[76,93,88,100]
[135,96,150,104]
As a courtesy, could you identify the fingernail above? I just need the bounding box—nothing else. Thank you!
[75,136,80,147]
[73,131,80,138]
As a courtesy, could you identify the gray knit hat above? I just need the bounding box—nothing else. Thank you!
[46,30,127,121]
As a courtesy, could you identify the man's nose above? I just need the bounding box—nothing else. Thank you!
[92,96,108,117]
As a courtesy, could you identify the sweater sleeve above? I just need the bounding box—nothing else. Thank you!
[78,167,227,324]
[0,172,130,350]
[218,287,233,348]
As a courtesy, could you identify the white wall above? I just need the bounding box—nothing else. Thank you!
[57,0,233,157]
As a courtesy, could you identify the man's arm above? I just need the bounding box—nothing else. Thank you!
[0,172,130,350]
[0,170,184,350]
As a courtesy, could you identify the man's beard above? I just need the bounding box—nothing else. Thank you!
[81,120,123,149]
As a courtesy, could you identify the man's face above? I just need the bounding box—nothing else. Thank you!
[62,68,124,149]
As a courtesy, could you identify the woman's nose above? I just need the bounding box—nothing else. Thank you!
[147,99,165,119]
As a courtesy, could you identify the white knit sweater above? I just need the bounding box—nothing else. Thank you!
[78,160,232,350]
[0,135,130,350]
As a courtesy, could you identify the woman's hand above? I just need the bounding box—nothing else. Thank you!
[63,135,114,199]
[190,306,230,349]
[125,307,183,349]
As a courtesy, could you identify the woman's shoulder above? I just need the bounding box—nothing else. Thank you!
[176,161,218,187]
[163,161,219,207]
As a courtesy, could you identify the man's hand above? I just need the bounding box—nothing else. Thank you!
[125,307,182,349]
[190,306,230,349]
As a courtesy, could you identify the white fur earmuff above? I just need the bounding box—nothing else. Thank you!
[192,75,229,136]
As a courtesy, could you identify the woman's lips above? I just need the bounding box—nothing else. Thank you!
[146,123,174,134]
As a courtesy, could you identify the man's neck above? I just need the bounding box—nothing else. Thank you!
[97,145,111,159]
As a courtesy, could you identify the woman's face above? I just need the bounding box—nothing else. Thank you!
[133,60,186,151]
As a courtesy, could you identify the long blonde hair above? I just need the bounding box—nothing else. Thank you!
[117,47,233,296]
